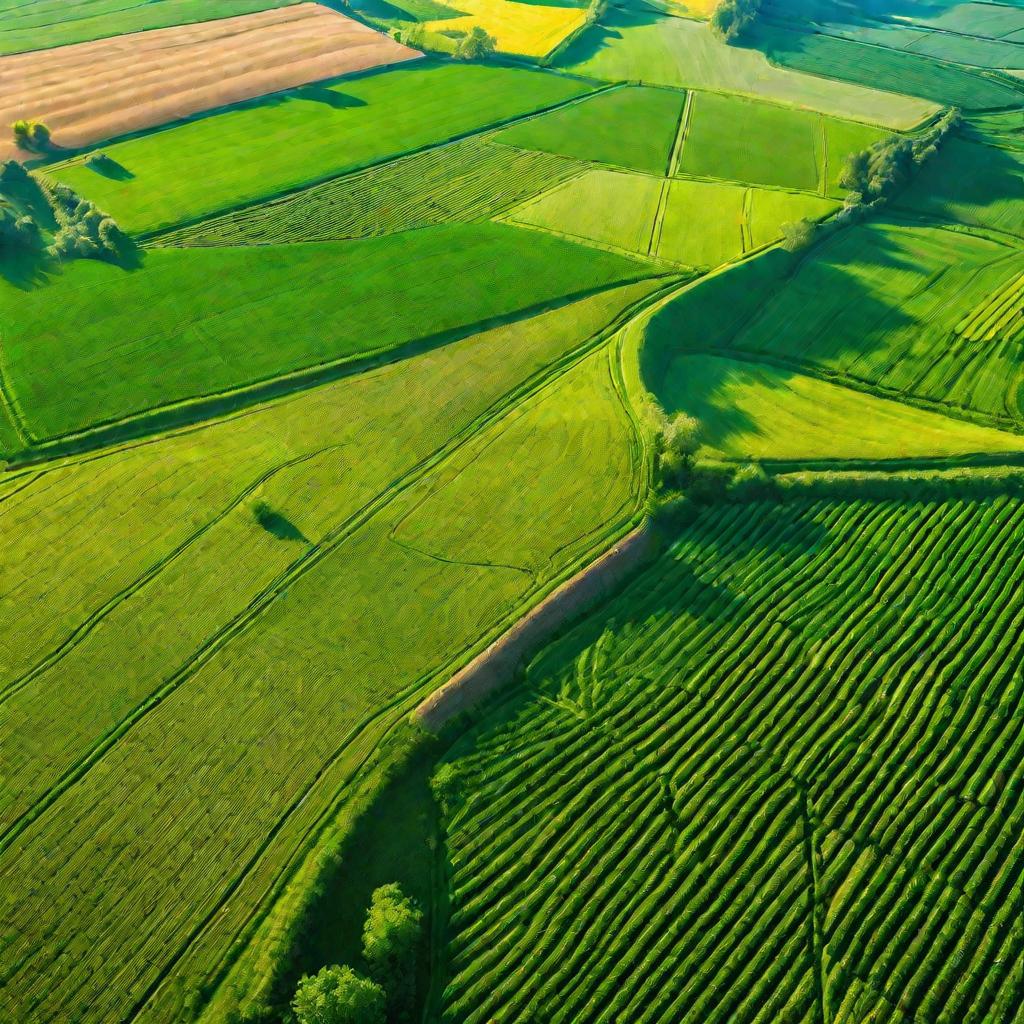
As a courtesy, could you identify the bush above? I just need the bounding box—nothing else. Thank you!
[653,409,702,490]
[292,966,385,1024]
[779,217,818,253]
[12,119,51,153]
[455,25,496,59]
[710,0,760,42]
[0,207,38,250]
[362,884,423,1024]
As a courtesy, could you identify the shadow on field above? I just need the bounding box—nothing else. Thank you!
[0,249,55,290]
[86,154,135,181]
[555,3,662,65]
[293,84,368,109]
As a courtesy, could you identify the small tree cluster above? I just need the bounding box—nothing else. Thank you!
[0,159,28,184]
[653,408,701,490]
[710,0,760,42]
[291,884,424,1024]
[455,25,497,59]
[0,205,38,250]
[840,106,961,204]
[779,216,818,253]
[11,119,51,153]
[47,182,125,260]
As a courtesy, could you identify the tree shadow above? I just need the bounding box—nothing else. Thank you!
[0,248,56,290]
[254,501,309,543]
[554,4,663,65]
[85,153,135,181]
[291,84,368,109]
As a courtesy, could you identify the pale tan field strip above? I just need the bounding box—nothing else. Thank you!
[0,3,421,161]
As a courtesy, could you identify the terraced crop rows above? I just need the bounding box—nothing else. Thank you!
[153,140,584,248]
[956,271,1024,346]
[438,495,1024,1024]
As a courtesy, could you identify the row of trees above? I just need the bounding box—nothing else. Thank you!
[48,181,126,259]
[780,106,962,254]
[289,883,424,1024]
[710,0,761,43]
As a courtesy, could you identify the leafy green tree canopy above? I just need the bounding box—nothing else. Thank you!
[292,965,385,1024]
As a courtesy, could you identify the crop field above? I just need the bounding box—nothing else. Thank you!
[749,21,1024,108]
[677,91,821,190]
[423,0,586,56]
[507,168,663,256]
[0,0,302,54]
[152,139,585,247]
[0,5,419,163]
[494,86,686,176]
[698,220,1024,429]
[436,494,1024,1024]
[8,0,1024,1022]
[44,62,594,234]
[555,9,940,127]
[651,354,1024,461]
[0,276,663,1024]
[0,223,653,450]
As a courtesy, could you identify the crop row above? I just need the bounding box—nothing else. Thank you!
[438,495,1024,1024]
[956,270,1024,344]
[154,139,584,249]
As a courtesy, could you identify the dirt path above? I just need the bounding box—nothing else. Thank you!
[416,521,656,730]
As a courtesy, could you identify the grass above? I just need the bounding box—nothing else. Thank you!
[555,9,939,128]
[494,85,686,176]
[153,139,585,247]
[507,168,663,256]
[0,222,653,448]
[423,0,587,56]
[699,219,1024,430]
[45,62,594,235]
[435,492,1024,1024]
[653,354,1024,461]
[0,277,661,1024]
[0,0,301,54]
[678,92,821,190]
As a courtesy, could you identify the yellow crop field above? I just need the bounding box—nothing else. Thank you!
[427,0,585,56]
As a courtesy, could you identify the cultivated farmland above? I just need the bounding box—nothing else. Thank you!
[0,4,420,162]
[6,1,1024,1023]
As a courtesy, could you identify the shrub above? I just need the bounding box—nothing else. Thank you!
[12,119,51,153]
[362,884,423,1024]
[780,217,818,253]
[652,409,702,490]
[710,0,760,42]
[0,207,38,250]
[455,25,496,59]
[291,966,385,1024]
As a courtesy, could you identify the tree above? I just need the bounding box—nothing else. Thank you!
[291,966,385,1024]
[362,884,424,1023]
[12,119,50,153]
[780,217,817,253]
[456,25,497,59]
[709,0,759,42]
[654,410,701,489]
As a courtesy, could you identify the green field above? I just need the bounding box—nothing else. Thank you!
[655,179,837,267]
[152,139,585,247]
[0,223,653,448]
[508,168,663,256]
[652,354,1024,461]
[493,85,686,176]
[45,63,594,235]
[435,493,1024,1024]
[678,92,821,190]
[0,0,301,53]
[672,219,1024,430]
[0,277,662,1024]
[749,21,1024,108]
[898,137,1024,240]
[555,9,939,128]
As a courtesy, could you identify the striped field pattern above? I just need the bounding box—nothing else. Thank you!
[438,495,1024,1024]
[152,139,584,248]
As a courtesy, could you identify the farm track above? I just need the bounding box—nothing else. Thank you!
[439,494,1024,1023]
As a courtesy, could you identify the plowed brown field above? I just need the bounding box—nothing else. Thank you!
[0,3,421,161]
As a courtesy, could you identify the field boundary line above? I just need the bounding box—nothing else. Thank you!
[818,114,829,197]
[669,88,693,178]
[0,339,33,451]
[7,275,672,469]
[131,80,623,243]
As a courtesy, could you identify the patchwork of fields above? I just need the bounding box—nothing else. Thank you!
[6,1,1024,1023]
